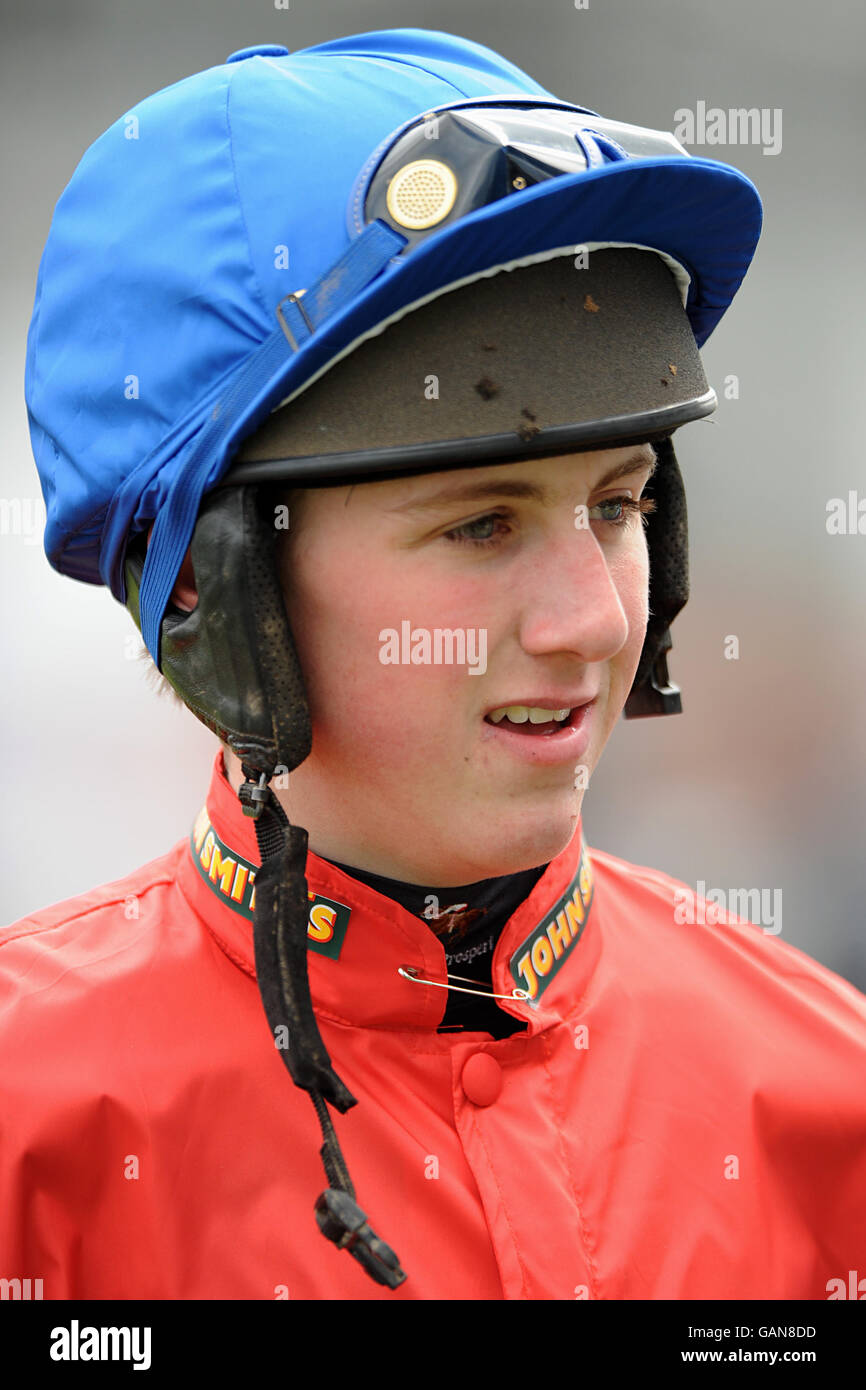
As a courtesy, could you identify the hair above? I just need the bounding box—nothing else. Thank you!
[137,641,186,706]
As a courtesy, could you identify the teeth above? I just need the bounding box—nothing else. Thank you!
[488,705,571,725]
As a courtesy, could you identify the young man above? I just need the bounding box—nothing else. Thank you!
[4,30,865,1300]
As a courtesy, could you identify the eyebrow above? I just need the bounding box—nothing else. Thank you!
[387,447,658,515]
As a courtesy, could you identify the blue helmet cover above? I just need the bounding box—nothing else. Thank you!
[24,28,762,665]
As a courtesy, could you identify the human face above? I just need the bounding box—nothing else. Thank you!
[272,444,655,886]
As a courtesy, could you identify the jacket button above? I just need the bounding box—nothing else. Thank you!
[461,1053,502,1107]
[226,45,290,63]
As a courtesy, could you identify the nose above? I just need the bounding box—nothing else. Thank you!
[517,522,632,665]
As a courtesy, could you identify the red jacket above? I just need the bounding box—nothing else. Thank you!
[1,751,864,1299]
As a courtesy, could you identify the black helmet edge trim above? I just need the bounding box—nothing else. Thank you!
[222,391,716,487]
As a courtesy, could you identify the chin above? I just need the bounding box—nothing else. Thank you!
[450,805,583,882]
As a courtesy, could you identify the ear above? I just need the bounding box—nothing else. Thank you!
[146,523,198,612]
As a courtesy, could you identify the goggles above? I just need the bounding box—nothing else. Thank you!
[354,99,692,267]
[229,102,709,487]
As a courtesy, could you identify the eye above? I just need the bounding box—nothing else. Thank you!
[589,495,656,529]
[439,494,656,551]
[441,510,514,550]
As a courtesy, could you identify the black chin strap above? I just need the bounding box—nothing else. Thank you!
[240,764,407,1290]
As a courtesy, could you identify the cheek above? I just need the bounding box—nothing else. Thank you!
[610,533,651,669]
[627,540,651,627]
[283,533,481,749]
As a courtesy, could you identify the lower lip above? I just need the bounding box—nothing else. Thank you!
[481,702,595,766]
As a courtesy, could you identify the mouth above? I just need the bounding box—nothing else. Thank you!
[483,701,592,737]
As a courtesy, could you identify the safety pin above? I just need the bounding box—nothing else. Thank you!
[398,965,530,1003]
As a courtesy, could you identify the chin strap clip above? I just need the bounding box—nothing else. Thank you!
[238,770,270,820]
[315,1189,406,1289]
[624,632,683,719]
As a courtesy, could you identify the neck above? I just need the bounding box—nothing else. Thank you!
[220,743,577,886]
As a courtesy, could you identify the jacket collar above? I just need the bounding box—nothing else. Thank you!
[176,751,601,1035]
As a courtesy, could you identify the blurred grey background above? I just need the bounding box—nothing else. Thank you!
[2,1,864,987]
